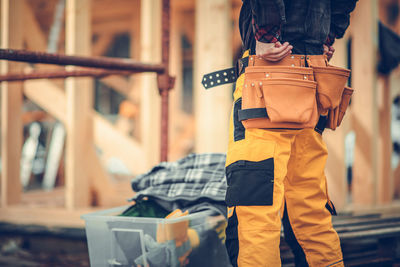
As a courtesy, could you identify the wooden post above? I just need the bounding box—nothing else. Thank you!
[350,0,379,206]
[140,0,161,166]
[194,0,232,153]
[324,37,350,210]
[376,0,398,204]
[65,0,92,209]
[169,5,184,160]
[377,76,393,203]
[0,0,24,207]
[391,70,400,199]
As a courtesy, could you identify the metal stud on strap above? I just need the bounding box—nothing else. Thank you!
[202,67,236,89]
[201,57,249,89]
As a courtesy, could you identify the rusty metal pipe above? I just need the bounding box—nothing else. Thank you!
[0,68,131,82]
[159,0,173,162]
[0,49,165,73]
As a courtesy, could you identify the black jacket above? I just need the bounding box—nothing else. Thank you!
[240,0,358,55]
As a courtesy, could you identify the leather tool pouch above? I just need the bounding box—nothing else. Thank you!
[308,62,351,130]
[312,65,351,112]
[238,55,352,130]
[241,65,319,129]
[262,78,317,123]
[336,86,354,127]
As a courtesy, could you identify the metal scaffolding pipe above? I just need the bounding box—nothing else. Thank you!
[158,0,174,162]
[0,0,174,163]
[0,68,131,82]
[0,49,165,73]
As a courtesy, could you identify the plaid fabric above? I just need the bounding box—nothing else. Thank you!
[252,18,281,43]
[250,0,283,43]
[131,153,227,203]
[241,0,358,53]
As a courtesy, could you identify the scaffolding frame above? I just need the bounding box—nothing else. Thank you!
[0,0,173,162]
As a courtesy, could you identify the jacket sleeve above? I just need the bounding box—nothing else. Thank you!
[249,0,285,43]
[327,0,358,45]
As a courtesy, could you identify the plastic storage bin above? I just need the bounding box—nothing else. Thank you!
[81,206,231,267]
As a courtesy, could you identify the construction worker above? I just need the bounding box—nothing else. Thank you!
[224,1,358,266]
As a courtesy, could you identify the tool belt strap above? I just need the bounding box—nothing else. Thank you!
[238,108,268,121]
[202,57,249,89]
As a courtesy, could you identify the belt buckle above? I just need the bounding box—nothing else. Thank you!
[236,57,249,78]
[236,59,242,79]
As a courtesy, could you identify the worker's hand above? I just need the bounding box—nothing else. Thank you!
[323,44,335,61]
[256,40,293,62]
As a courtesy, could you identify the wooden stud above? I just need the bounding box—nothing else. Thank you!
[65,0,92,209]
[127,0,141,140]
[169,5,184,160]
[390,70,400,200]
[194,0,232,153]
[376,0,399,204]
[139,0,161,166]
[92,33,114,56]
[377,76,393,203]
[324,37,350,210]
[23,79,147,174]
[350,0,379,206]
[23,0,47,51]
[92,0,136,20]
[0,0,24,207]
[92,16,132,35]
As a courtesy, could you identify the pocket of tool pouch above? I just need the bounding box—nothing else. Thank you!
[225,158,274,206]
[312,65,350,111]
[262,78,317,123]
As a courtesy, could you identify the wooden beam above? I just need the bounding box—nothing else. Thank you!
[232,4,242,56]
[65,0,92,209]
[100,76,131,97]
[92,114,147,174]
[23,79,66,122]
[324,37,350,211]
[1,0,24,207]
[23,0,47,51]
[23,79,148,175]
[377,76,393,203]
[92,16,132,35]
[170,114,195,160]
[92,33,113,56]
[180,11,195,46]
[168,5,185,161]
[140,0,161,165]
[394,163,400,199]
[194,0,232,153]
[129,0,141,61]
[86,146,117,207]
[171,0,194,11]
[0,205,98,227]
[126,0,141,141]
[92,0,136,19]
[350,0,379,206]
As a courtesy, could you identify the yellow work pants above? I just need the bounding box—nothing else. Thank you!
[225,51,344,267]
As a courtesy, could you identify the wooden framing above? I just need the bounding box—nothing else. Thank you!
[194,0,232,153]
[65,0,92,208]
[351,0,379,206]
[1,0,24,207]
[324,37,350,210]
[377,76,393,203]
[139,0,162,165]
[23,0,47,51]
[1,0,400,227]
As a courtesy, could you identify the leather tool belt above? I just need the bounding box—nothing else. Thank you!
[202,54,354,130]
